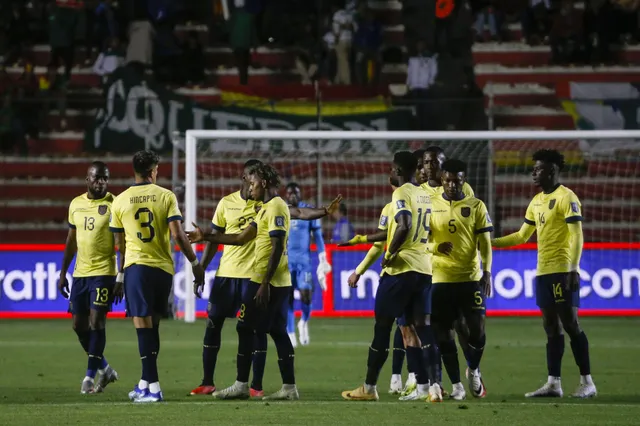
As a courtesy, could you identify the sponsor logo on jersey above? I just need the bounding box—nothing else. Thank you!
[461,207,471,217]
[549,199,556,209]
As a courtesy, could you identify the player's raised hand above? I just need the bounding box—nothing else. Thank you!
[113,272,124,304]
[480,271,492,297]
[324,194,344,216]
[57,274,70,299]
[187,222,204,243]
[567,271,580,292]
[338,234,367,247]
[437,242,454,255]
[255,282,270,309]
[347,272,361,288]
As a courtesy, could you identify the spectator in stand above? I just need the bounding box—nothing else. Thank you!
[92,36,125,84]
[550,0,584,65]
[181,31,205,85]
[474,1,501,42]
[0,92,27,156]
[331,203,355,244]
[38,65,68,131]
[229,0,257,85]
[612,0,640,43]
[15,62,40,144]
[3,2,30,67]
[125,0,155,77]
[584,0,614,64]
[294,22,320,85]
[522,0,551,45]
[406,40,438,131]
[49,1,82,83]
[317,29,337,83]
[87,0,120,62]
[353,6,382,86]
[332,3,354,85]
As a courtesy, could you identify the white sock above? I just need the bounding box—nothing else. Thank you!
[547,376,561,385]
[83,376,94,383]
[391,374,401,382]
[138,380,149,390]
[470,368,480,377]
[407,372,416,382]
[580,374,594,385]
[235,381,249,389]
[282,383,297,391]
[364,383,376,394]
[417,383,429,394]
[149,382,161,394]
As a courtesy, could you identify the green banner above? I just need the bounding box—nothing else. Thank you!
[85,67,413,153]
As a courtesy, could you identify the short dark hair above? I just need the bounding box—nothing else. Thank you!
[244,158,262,169]
[425,145,445,157]
[393,151,418,177]
[339,203,348,215]
[532,149,565,171]
[441,159,467,175]
[132,150,159,178]
[413,149,426,161]
[89,161,108,173]
[248,163,281,188]
[286,182,300,191]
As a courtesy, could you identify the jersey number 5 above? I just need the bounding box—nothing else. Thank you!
[135,207,155,243]
[412,208,430,243]
[448,219,457,233]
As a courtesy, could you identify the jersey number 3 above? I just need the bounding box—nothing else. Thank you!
[135,207,155,243]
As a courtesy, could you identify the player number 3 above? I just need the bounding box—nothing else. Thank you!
[135,207,155,243]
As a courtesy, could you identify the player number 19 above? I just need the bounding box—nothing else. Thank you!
[412,207,430,243]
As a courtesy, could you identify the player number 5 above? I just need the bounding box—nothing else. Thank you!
[474,290,483,306]
[448,219,457,233]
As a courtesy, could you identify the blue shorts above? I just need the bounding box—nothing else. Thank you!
[536,273,580,309]
[375,272,432,323]
[207,277,250,318]
[432,281,486,328]
[124,265,173,318]
[238,282,290,334]
[290,263,313,292]
[68,275,115,314]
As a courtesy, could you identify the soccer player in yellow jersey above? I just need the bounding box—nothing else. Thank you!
[421,146,478,393]
[188,163,300,401]
[492,149,596,399]
[188,160,339,398]
[342,152,437,402]
[58,162,119,394]
[428,159,493,400]
[109,150,205,403]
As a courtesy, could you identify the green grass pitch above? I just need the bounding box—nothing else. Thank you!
[1,317,639,425]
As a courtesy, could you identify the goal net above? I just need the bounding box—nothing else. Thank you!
[175,130,640,323]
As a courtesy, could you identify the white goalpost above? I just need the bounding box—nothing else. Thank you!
[180,130,640,323]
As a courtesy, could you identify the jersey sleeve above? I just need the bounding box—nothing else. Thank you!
[524,198,536,226]
[267,201,289,237]
[67,200,76,229]
[391,186,412,221]
[211,199,227,232]
[166,192,183,223]
[462,182,475,198]
[109,198,124,232]
[377,204,391,231]
[474,201,494,234]
[561,191,583,223]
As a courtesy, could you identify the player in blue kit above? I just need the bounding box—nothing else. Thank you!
[58,162,119,394]
[285,183,332,347]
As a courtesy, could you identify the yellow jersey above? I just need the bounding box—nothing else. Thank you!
[430,193,493,283]
[250,196,291,287]
[211,191,259,279]
[524,185,583,275]
[384,183,432,276]
[68,192,116,277]
[420,181,475,199]
[109,183,182,275]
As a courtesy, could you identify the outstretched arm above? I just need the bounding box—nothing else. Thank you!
[491,222,536,248]
[188,223,257,246]
[355,242,385,275]
[289,195,343,220]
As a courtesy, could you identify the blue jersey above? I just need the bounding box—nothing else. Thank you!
[287,202,326,266]
[331,216,355,243]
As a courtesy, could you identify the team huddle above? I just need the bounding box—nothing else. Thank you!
[59,146,597,403]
